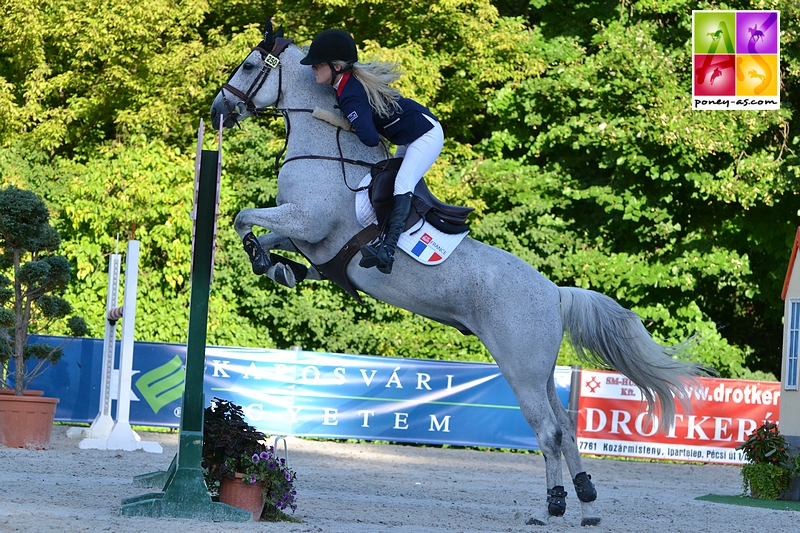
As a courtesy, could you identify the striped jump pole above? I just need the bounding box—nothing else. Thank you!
[66,250,122,440]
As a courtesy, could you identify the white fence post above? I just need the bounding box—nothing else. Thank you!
[77,241,162,453]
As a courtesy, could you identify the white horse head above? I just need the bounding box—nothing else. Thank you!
[210,21,336,130]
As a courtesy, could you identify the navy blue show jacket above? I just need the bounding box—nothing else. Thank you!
[336,73,439,147]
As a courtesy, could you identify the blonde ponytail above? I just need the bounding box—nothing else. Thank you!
[334,59,403,118]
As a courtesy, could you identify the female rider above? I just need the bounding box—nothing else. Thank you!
[300,29,443,275]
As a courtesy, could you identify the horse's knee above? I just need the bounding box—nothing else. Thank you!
[547,485,567,517]
[233,210,251,235]
[538,426,563,456]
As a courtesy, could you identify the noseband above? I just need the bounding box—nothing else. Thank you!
[220,37,294,119]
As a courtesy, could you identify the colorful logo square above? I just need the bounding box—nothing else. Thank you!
[736,54,779,96]
[736,11,779,54]
[692,10,780,110]
[694,11,736,54]
[694,55,735,96]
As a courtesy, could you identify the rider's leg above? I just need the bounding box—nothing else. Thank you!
[372,192,412,274]
[392,115,443,197]
[360,116,443,274]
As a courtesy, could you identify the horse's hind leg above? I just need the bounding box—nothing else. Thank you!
[482,313,567,526]
[547,376,601,526]
[516,392,566,527]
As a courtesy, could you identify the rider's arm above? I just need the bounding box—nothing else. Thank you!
[337,82,381,147]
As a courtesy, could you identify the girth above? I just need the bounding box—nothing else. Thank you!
[310,225,380,304]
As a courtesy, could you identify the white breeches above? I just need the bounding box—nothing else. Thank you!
[393,115,443,196]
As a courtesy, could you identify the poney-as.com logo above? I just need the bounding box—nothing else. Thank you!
[692,10,780,110]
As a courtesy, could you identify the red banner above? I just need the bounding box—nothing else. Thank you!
[577,370,781,464]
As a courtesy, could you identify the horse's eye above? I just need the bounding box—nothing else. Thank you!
[243,62,255,71]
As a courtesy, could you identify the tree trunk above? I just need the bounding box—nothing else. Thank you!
[13,248,26,396]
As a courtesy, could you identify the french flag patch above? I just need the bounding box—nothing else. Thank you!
[410,233,443,262]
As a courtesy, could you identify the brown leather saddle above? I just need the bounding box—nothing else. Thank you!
[313,158,473,303]
[368,158,473,234]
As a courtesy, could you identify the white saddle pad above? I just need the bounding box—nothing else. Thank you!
[355,174,468,266]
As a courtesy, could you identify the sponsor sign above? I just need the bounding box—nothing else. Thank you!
[200,347,573,450]
[577,370,781,464]
[27,336,572,451]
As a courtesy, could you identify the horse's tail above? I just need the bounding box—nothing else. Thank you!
[558,286,712,432]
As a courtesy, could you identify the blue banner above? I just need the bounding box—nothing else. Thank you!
[24,336,573,450]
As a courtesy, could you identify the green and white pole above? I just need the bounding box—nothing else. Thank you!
[120,119,250,521]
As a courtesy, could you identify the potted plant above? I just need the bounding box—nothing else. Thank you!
[202,397,298,521]
[735,421,792,499]
[0,186,88,448]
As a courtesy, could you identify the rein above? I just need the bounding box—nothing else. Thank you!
[280,113,377,192]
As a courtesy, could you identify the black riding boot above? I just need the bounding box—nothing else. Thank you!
[359,192,413,274]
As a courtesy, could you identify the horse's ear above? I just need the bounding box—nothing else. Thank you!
[262,18,274,41]
[275,26,284,39]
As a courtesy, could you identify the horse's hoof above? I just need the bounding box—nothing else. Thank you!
[273,264,296,288]
[242,232,270,275]
[581,517,601,527]
[546,486,567,517]
[526,517,547,526]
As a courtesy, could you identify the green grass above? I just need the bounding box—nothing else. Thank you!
[696,494,800,511]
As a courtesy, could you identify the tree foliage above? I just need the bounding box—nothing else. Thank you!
[1,0,798,379]
[0,187,87,392]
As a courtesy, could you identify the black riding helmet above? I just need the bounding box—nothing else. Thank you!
[300,29,358,67]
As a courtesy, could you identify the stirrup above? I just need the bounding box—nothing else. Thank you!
[375,248,395,274]
[359,242,382,269]
[242,232,270,275]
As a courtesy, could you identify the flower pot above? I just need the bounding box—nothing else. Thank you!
[219,473,265,521]
[785,475,800,501]
[0,394,59,449]
[742,462,791,500]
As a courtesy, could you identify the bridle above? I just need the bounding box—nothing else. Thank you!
[219,37,389,192]
[219,37,295,120]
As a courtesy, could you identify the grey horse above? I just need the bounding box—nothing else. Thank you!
[210,22,710,527]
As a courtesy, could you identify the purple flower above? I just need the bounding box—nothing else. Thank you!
[251,453,260,462]
[260,451,270,460]
[250,476,257,483]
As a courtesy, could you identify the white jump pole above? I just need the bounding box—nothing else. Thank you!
[80,240,162,453]
[66,251,122,440]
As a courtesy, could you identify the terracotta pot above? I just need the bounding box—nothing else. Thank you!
[219,473,265,521]
[0,389,45,396]
[0,394,59,449]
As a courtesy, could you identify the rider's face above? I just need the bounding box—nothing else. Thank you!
[312,63,333,84]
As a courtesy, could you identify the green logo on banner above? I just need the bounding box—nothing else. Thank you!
[135,355,185,414]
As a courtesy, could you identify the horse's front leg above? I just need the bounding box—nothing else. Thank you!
[235,204,330,278]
